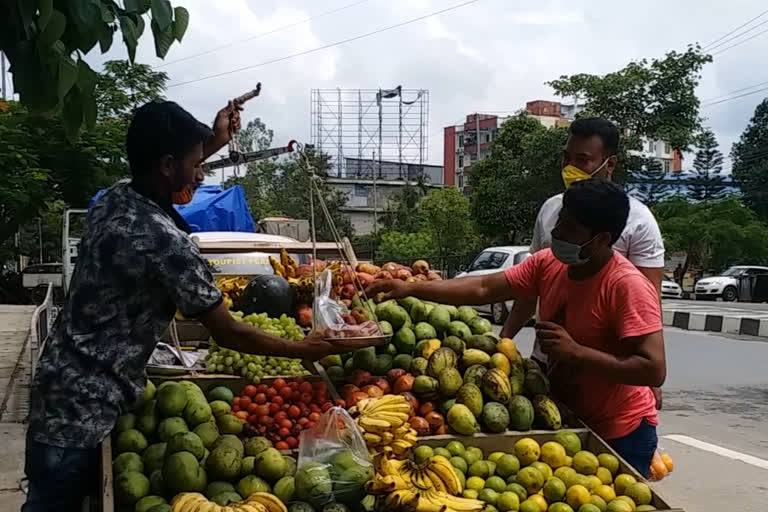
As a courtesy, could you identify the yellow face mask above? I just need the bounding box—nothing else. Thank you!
[172,185,194,205]
[561,158,610,189]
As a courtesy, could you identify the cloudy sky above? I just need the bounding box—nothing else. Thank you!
[85,0,768,179]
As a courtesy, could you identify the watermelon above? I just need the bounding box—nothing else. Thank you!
[239,275,296,318]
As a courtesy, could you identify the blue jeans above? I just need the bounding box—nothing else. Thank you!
[608,418,658,477]
[22,437,99,512]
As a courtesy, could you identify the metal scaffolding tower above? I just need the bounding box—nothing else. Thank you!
[310,87,429,178]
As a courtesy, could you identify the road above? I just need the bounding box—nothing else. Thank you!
[508,326,768,512]
[664,299,768,313]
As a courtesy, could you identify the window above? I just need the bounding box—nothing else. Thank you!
[664,142,671,154]
[470,152,478,162]
[458,155,464,167]
[457,172,464,189]
[648,140,656,152]
[663,160,670,172]
[512,251,531,265]
[468,251,510,272]
[354,185,369,197]
[482,132,490,143]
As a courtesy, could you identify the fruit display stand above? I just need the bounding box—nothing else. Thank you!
[99,373,335,512]
[417,430,681,512]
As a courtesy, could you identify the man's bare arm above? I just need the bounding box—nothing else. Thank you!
[199,303,357,360]
[500,297,537,339]
[638,266,664,296]
[366,272,515,306]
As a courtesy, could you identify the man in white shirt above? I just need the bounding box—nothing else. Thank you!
[501,118,665,407]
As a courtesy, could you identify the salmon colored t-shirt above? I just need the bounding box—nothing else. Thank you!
[504,249,661,440]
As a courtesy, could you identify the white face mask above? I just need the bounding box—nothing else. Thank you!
[551,235,598,266]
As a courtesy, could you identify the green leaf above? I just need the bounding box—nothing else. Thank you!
[38,0,54,30]
[135,14,145,37]
[99,2,115,23]
[151,18,175,59]
[82,93,97,129]
[38,9,66,48]
[77,60,97,95]
[173,6,189,42]
[97,23,114,53]
[119,16,139,62]
[151,0,173,31]
[57,55,78,100]
[123,0,141,12]
[63,88,83,141]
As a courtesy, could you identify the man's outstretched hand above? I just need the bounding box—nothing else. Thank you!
[300,330,380,360]
[209,101,244,152]
[365,279,410,301]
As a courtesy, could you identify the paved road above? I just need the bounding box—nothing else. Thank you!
[508,326,768,512]
[664,299,768,313]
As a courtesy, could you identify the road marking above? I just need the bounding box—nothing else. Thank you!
[664,434,768,470]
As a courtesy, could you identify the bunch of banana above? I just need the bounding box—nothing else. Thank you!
[269,249,299,279]
[287,275,314,305]
[352,395,418,458]
[215,276,250,310]
[170,492,287,512]
[376,456,462,496]
[372,488,484,512]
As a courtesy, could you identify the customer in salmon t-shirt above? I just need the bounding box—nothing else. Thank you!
[366,179,666,476]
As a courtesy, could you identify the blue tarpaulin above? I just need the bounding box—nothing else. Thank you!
[89,184,256,233]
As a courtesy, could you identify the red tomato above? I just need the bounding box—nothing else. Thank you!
[255,404,270,417]
[314,392,328,403]
[278,427,290,438]
[291,424,302,436]
[279,387,293,400]
[258,415,273,426]
[266,387,278,399]
[306,421,316,429]
[232,405,241,413]
[279,418,292,429]
[309,404,322,414]
[299,381,313,394]
[272,395,284,406]
[275,441,289,450]
[239,396,252,408]
[298,417,309,426]
[321,402,333,412]
[247,403,259,414]
[294,376,305,384]
[300,393,313,405]
[288,405,301,419]
[235,410,248,420]
[233,397,241,407]
[313,381,327,393]
[247,414,259,425]
[286,436,298,449]
[281,404,290,411]
[254,393,267,405]
[258,426,267,435]
[268,403,280,415]
[308,412,321,422]
[290,391,301,402]
[243,384,258,397]
[273,378,287,390]
[255,383,268,394]
[290,381,300,391]
[274,411,288,421]
[335,399,346,408]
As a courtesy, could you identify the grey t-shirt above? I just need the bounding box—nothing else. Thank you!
[28,183,222,449]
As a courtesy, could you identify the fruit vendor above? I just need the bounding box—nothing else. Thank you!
[500,118,665,410]
[24,101,369,512]
[367,180,666,476]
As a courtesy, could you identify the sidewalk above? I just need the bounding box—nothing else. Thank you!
[662,301,768,338]
[0,305,36,510]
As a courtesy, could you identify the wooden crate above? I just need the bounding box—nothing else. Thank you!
[419,430,681,512]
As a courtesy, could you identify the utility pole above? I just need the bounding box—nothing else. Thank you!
[475,112,480,163]
[372,150,378,239]
[38,218,43,263]
[1,52,6,100]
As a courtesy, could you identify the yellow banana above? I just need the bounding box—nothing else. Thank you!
[247,493,288,512]
[424,469,448,493]
[172,493,207,512]
[380,431,394,444]
[415,494,448,512]
[364,432,383,445]
[359,417,393,434]
[428,457,463,495]
[238,505,268,512]
[411,469,433,491]
[370,411,409,426]
[435,492,485,512]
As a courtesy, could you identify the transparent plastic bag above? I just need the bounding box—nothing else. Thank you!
[312,269,381,341]
[295,407,374,508]
[648,446,674,481]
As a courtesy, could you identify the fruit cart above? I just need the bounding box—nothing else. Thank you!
[417,430,682,512]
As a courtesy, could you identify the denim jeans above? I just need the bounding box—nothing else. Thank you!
[607,418,658,477]
[22,437,99,512]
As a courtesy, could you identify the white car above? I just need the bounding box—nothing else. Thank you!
[694,265,768,301]
[661,279,683,299]
[455,246,531,324]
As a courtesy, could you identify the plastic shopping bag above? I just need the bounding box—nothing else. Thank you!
[312,269,381,340]
[295,407,374,508]
[648,447,674,481]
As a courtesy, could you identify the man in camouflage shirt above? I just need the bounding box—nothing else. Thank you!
[24,101,363,512]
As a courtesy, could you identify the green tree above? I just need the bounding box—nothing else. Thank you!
[547,45,711,180]
[235,118,274,153]
[629,157,671,206]
[375,231,437,266]
[654,197,768,280]
[94,60,168,122]
[468,115,567,243]
[0,0,189,138]
[690,128,726,202]
[731,98,768,220]
[420,187,477,274]
[381,176,430,233]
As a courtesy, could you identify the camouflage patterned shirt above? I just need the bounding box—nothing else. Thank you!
[28,183,222,449]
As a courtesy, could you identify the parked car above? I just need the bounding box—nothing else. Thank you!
[455,246,531,324]
[694,265,768,301]
[661,278,683,299]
